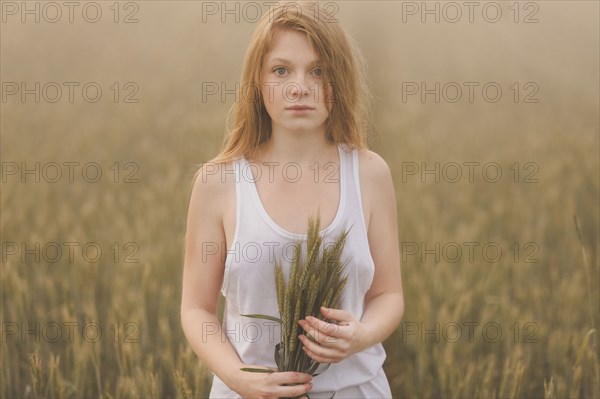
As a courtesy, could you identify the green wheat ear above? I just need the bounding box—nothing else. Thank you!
[239,367,275,373]
[241,211,350,399]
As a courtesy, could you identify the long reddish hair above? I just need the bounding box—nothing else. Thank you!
[206,0,372,166]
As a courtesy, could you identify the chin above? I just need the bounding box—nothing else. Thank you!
[279,118,327,130]
[287,123,324,133]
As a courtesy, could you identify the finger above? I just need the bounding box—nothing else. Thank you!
[300,334,343,360]
[270,371,312,385]
[302,343,340,364]
[299,325,333,348]
[320,306,353,325]
[298,331,337,352]
[276,381,312,398]
[302,317,342,342]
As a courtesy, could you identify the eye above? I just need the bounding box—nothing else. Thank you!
[313,68,323,77]
[273,67,287,76]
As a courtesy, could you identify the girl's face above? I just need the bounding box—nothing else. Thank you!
[260,29,329,134]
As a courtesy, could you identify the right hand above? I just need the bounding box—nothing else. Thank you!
[232,365,313,399]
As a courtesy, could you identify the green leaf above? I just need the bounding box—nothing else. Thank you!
[240,313,282,323]
[240,367,275,373]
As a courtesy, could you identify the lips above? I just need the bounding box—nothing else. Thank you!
[286,105,315,110]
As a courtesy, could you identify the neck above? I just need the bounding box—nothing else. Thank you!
[254,125,337,165]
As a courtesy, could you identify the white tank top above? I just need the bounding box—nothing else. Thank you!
[210,143,387,398]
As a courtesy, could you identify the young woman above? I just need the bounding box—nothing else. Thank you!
[181,2,404,398]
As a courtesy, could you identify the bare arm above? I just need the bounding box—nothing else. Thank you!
[359,150,404,347]
[180,164,313,399]
[180,166,245,390]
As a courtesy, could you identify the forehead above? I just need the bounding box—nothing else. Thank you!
[264,29,319,64]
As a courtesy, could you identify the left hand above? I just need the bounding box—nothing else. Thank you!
[297,306,371,364]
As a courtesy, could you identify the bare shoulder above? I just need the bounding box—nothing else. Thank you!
[188,160,238,222]
[358,149,392,193]
[356,149,396,231]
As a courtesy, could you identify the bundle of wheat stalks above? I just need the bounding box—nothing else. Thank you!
[242,213,351,398]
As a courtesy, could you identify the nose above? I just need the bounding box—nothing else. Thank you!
[289,74,311,98]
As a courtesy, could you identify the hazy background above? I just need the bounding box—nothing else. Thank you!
[1,1,599,398]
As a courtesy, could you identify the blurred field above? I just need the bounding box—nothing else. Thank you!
[1,1,599,398]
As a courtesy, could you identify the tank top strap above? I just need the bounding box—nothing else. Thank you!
[339,143,369,243]
[220,156,266,297]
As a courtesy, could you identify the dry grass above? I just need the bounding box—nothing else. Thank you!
[1,2,599,398]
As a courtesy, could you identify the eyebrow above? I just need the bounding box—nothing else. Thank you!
[268,57,322,65]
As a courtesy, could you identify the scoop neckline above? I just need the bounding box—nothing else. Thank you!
[243,144,346,240]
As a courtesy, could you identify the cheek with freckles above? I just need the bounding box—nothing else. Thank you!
[260,86,283,122]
